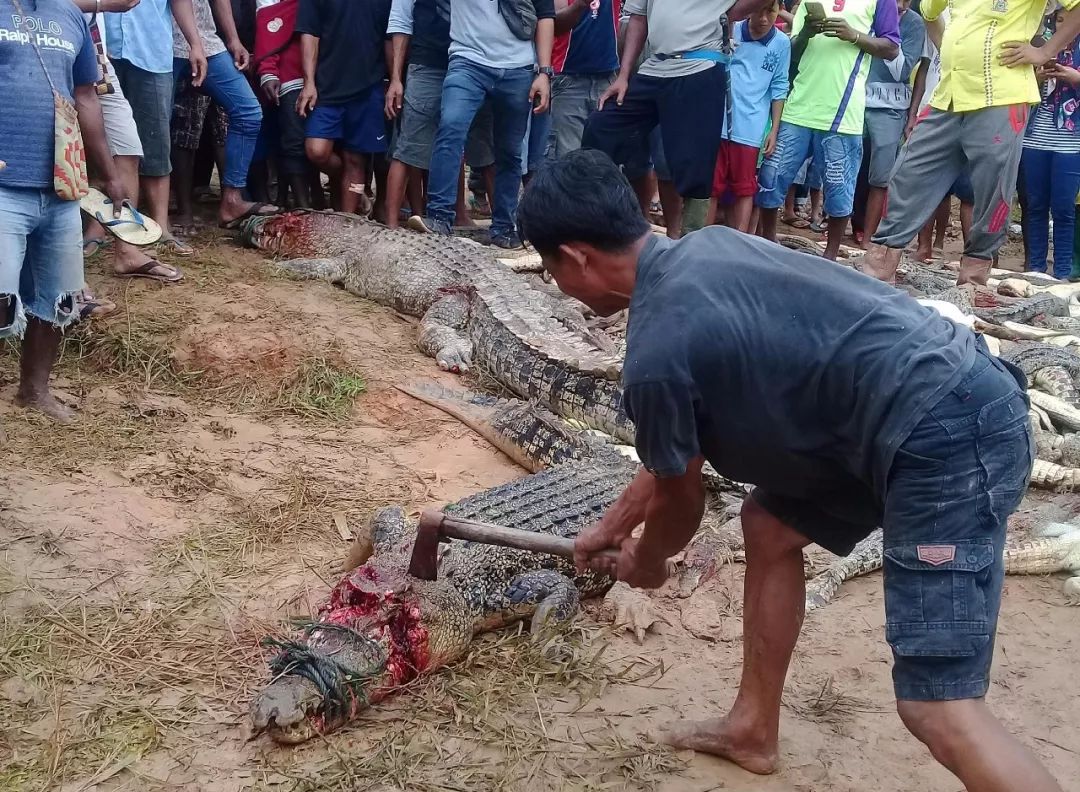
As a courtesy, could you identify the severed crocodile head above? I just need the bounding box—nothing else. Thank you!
[249,529,472,744]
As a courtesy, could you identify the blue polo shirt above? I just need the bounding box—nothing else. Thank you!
[724,21,790,148]
[0,0,99,189]
[104,0,174,74]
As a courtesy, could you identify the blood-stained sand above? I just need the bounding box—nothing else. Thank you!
[0,229,1076,792]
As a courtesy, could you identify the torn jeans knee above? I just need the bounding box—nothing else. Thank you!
[24,290,79,333]
[0,294,27,339]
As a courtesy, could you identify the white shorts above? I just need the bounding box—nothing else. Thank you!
[100,80,144,159]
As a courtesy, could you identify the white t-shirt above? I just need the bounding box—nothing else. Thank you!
[918,8,948,112]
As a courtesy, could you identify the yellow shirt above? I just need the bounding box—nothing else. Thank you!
[923,0,1079,111]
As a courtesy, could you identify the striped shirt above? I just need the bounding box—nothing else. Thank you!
[1023,104,1080,154]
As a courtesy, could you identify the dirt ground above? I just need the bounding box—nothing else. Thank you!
[0,223,1077,792]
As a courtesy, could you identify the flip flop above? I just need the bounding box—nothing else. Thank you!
[158,236,195,257]
[79,187,162,246]
[784,217,811,229]
[809,220,827,233]
[115,258,183,284]
[219,202,281,230]
[82,237,111,257]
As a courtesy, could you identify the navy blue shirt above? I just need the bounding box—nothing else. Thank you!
[623,229,976,497]
[553,0,619,75]
[295,0,391,103]
[0,0,98,189]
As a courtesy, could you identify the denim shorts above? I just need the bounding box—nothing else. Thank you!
[307,83,388,154]
[757,121,862,217]
[0,186,84,336]
[111,58,174,177]
[754,349,1032,702]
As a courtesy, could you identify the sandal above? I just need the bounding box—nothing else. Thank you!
[115,258,184,283]
[82,237,111,257]
[79,187,162,245]
[784,217,812,229]
[809,219,827,233]
[158,236,195,257]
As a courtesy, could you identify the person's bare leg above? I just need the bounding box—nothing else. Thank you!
[171,146,197,232]
[783,186,797,222]
[823,215,848,261]
[759,207,779,243]
[108,155,178,277]
[141,174,171,237]
[750,205,761,235]
[915,219,935,262]
[933,198,949,253]
[371,154,389,225]
[454,163,475,227]
[306,139,342,210]
[897,699,1063,792]
[663,497,809,774]
[385,159,410,229]
[862,185,887,250]
[860,243,904,283]
[409,170,427,219]
[730,196,754,234]
[809,189,823,227]
[340,150,368,216]
[658,179,683,240]
[482,165,495,213]
[16,317,74,423]
[706,196,719,227]
[631,171,657,217]
[960,201,974,247]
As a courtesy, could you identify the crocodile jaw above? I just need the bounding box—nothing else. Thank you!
[250,676,324,743]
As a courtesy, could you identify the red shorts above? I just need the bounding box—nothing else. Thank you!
[712,140,759,198]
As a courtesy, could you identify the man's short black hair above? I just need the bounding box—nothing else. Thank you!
[517,149,651,257]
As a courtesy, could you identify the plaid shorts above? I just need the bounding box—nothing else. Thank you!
[171,80,229,151]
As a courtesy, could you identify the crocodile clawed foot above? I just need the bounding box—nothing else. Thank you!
[436,349,472,374]
[1065,576,1080,605]
[603,582,665,644]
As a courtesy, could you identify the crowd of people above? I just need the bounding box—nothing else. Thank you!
[2,0,1080,420]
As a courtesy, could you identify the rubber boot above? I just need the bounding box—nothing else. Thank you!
[957,254,992,286]
[681,198,710,235]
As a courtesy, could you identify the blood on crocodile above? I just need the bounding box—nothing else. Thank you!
[306,563,431,731]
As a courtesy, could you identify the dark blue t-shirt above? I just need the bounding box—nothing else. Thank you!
[295,0,391,103]
[553,0,619,75]
[623,229,976,498]
[0,0,99,189]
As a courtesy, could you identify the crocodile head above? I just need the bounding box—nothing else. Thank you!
[241,211,322,256]
[250,545,471,743]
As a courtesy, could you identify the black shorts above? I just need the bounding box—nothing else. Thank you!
[754,350,1032,702]
[581,65,726,200]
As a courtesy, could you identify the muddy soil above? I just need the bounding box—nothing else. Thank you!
[0,228,1075,792]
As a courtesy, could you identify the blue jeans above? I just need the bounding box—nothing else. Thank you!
[0,186,84,337]
[428,57,534,235]
[757,122,862,217]
[1022,146,1080,279]
[522,107,552,176]
[173,52,262,189]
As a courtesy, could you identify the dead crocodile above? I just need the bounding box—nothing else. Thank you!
[242,211,631,441]
[248,386,733,743]
[805,524,1080,612]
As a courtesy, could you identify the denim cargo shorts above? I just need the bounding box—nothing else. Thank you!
[754,349,1033,701]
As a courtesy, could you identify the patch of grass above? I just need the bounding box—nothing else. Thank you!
[269,356,366,421]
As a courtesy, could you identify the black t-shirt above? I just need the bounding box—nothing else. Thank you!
[623,230,976,498]
[295,0,392,103]
[410,0,452,70]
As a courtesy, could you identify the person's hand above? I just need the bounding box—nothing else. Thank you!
[762,128,779,157]
[612,537,671,589]
[573,517,636,574]
[261,77,281,105]
[999,41,1052,68]
[530,73,550,114]
[227,39,250,72]
[385,78,404,119]
[103,176,129,218]
[817,17,858,43]
[189,45,207,87]
[102,0,140,12]
[904,112,918,138]
[1044,62,1080,86]
[597,76,628,110]
[296,83,318,117]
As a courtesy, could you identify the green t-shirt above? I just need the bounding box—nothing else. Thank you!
[782,0,900,135]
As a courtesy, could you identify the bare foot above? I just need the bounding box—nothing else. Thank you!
[662,716,778,775]
[15,390,75,424]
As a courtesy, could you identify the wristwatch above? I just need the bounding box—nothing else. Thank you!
[533,65,555,77]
